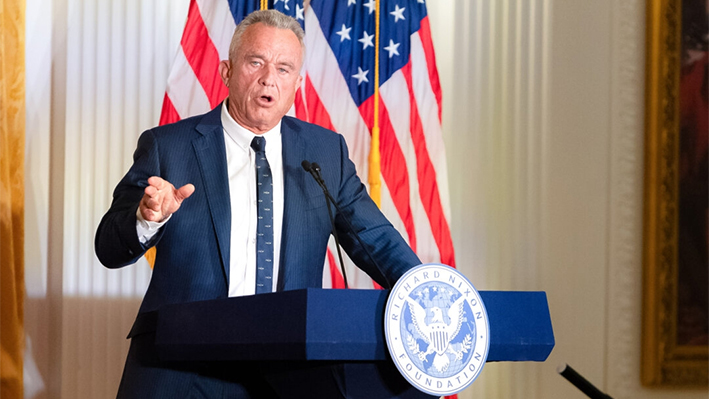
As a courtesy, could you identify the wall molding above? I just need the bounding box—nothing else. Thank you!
[606,0,646,398]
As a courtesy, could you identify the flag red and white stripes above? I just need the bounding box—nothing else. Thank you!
[301,0,454,289]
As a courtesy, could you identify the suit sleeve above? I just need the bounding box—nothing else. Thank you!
[95,130,165,268]
[332,135,421,288]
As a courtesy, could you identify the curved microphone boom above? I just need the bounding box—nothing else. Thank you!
[301,160,392,288]
[301,160,349,289]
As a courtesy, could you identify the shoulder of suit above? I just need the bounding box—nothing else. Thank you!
[147,107,221,139]
[282,115,340,138]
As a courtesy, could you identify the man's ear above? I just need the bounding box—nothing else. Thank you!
[218,60,231,86]
[294,74,303,94]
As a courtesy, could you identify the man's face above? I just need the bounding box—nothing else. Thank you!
[219,23,303,134]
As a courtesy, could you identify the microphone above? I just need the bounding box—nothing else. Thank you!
[301,160,325,188]
[301,159,313,172]
[301,160,392,288]
[301,160,318,184]
[310,162,324,182]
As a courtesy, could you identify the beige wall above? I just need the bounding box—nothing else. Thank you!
[24,0,708,398]
[429,0,707,398]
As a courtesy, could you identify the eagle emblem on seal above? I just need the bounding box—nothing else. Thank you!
[400,284,476,376]
[385,264,489,395]
[406,294,466,372]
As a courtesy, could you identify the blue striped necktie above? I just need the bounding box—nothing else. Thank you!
[251,136,273,294]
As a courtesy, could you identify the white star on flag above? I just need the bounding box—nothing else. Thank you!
[352,67,369,84]
[336,24,352,42]
[384,39,400,58]
[348,0,357,5]
[274,0,290,10]
[358,31,374,49]
[390,5,406,22]
[364,0,376,14]
[295,4,304,20]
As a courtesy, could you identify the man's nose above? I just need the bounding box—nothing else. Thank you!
[259,67,276,86]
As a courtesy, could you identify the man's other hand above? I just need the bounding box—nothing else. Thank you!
[139,176,195,222]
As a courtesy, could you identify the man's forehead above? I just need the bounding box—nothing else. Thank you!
[243,23,298,40]
[238,24,304,62]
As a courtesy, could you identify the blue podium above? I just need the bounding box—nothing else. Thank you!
[152,289,554,398]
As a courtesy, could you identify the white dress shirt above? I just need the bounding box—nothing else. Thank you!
[136,101,284,296]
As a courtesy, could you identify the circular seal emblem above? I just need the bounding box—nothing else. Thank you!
[384,263,490,396]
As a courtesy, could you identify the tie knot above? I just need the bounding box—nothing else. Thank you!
[251,136,266,153]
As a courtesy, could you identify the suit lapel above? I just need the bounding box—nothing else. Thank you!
[278,117,307,291]
[192,107,231,285]
[189,113,310,291]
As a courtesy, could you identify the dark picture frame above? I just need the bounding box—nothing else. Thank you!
[641,0,708,387]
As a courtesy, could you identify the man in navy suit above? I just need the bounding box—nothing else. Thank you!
[96,9,423,399]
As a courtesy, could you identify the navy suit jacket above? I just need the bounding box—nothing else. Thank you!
[95,105,420,325]
[95,106,424,398]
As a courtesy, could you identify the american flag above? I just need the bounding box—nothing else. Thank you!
[160,1,458,396]
[158,0,454,290]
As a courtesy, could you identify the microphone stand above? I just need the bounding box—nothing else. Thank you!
[301,160,393,289]
[558,364,614,399]
[302,161,349,289]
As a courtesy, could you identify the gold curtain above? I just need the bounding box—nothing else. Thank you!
[0,0,25,397]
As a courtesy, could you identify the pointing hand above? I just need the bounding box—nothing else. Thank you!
[139,176,195,222]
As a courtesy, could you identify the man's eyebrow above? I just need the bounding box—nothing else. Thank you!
[277,61,296,69]
[244,52,264,59]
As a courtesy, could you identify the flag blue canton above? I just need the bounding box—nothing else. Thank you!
[310,0,429,106]
[272,0,306,27]
[226,0,259,23]
[226,0,306,28]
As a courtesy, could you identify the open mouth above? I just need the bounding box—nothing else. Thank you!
[260,95,274,103]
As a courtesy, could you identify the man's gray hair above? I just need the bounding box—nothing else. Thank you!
[228,9,305,62]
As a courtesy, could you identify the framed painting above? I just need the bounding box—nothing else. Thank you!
[641,0,708,387]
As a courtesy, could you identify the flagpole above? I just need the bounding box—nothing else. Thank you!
[368,0,382,207]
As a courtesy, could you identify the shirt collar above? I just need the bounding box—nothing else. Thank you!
[220,100,282,152]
